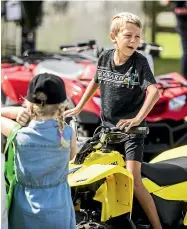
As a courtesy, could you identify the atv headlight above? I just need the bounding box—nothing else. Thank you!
[169,95,186,111]
[93,97,101,107]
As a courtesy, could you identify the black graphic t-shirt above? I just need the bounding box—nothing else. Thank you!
[94,49,156,127]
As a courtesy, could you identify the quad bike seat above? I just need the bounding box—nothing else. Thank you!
[141,156,187,186]
[34,59,84,79]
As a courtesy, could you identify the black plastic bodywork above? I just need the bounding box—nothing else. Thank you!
[152,195,185,228]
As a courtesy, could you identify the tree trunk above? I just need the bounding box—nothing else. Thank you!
[21,27,36,54]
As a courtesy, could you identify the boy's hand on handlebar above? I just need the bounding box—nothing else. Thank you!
[64,107,82,118]
[116,117,141,132]
[16,107,30,126]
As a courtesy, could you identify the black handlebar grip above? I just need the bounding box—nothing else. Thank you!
[110,126,149,135]
[125,127,149,135]
[60,45,75,49]
[77,42,88,47]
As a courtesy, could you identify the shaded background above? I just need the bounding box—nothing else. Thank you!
[1,0,181,76]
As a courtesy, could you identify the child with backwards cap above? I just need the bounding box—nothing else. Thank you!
[1,73,76,229]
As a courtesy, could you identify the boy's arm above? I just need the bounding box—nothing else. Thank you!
[135,84,160,122]
[64,51,104,118]
[117,57,160,130]
[136,57,160,123]
[117,85,160,131]
[76,79,99,109]
[64,78,99,117]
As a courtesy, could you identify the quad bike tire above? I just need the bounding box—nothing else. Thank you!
[76,220,138,229]
[76,221,113,229]
[76,217,137,229]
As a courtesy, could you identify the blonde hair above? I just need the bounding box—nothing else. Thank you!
[110,12,142,35]
[28,100,69,147]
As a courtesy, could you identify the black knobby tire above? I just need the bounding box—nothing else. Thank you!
[76,221,113,229]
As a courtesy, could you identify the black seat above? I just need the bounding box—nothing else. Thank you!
[141,157,187,186]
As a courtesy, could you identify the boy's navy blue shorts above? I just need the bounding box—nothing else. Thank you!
[108,134,145,162]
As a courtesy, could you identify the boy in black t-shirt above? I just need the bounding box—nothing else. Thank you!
[64,12,162,229]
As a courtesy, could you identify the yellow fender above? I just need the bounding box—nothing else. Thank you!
[68,164,134,222]
[69,150,125,170]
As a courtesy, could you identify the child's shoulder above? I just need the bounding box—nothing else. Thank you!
[135,51,148,62]
[99,49,114,59]
[97,49,114,66]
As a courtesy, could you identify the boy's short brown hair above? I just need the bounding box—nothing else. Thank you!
[110,12,142,35]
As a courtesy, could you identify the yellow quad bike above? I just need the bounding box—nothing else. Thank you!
[68,125,187,229]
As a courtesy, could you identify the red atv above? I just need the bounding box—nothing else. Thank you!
[1,43,101,135]
[1,41,187,160]
[144,73,187,158]
[1,50,60,104]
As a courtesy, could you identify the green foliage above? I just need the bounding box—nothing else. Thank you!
[20,1,43,29]
[142,1,173,18]
[154,58,180,76]
[153,31,181,76]
[157,32,181,59]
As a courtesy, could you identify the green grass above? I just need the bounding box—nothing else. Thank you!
[156,32,181,59]
[151,32,182,76]
[154,58,180,76]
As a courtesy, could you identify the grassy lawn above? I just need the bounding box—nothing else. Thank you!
[152,32,182,76]
[154,58,181,76]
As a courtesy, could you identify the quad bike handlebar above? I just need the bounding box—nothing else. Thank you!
[60,40,101,62]
[73,124,149,164]
[7,50,61,66]
[107,126,149,135]
[60,40,97,52]
[60,40,96,48]
[138,42,162,52]
[92,126,149,150]
[156,77,187,96]
[60,40,162,58]
[22,49,47,57]
[70,117,149,138]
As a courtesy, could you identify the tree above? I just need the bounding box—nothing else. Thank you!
[19,1,43,54]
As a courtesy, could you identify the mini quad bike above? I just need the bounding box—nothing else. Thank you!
[68,123,187,229]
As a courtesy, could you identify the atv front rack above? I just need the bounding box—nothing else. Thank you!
[156,75,187,95]
[144,121,187,155]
